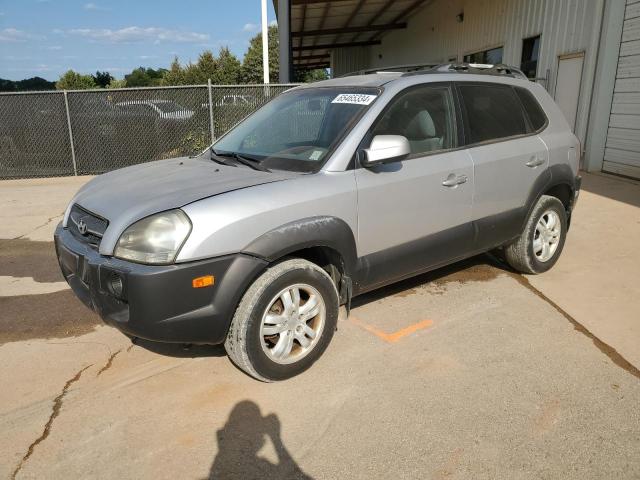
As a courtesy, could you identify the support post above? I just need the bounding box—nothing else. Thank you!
[278,0,292,83]
[261,0,270,84]
[63,90,78,176]
[207,78,215,142]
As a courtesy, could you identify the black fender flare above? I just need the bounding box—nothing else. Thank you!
[242,216,359,277]
[522,163,577,230]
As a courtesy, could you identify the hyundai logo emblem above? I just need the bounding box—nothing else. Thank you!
[77,219,88,235]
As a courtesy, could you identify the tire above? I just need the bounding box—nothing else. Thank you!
[504,195,568,274]
[225,258,339,382]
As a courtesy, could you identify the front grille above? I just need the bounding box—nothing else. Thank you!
[67,204,108,247]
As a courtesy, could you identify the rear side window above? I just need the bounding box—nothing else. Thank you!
[458,84,528,144]
[515,87,547,131]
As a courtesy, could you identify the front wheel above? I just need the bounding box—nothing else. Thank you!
[225,259,339,381]
[504,195,568,274]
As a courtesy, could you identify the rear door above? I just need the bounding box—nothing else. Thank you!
[355,83,474,289]
[457,82,549,249]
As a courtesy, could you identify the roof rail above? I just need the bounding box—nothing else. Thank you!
[404,62,529,80]
[340,63,438,77]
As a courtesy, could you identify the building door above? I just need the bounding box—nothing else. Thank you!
[555,53,584,132]
[603,0,640,179]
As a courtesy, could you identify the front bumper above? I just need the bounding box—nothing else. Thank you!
[54,224,267,344]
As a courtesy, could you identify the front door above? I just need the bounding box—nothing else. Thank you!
[355,83,474,291]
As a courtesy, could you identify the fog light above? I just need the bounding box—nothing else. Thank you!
[108,273,125,299]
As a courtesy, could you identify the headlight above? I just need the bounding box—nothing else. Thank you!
[114,210,192,265]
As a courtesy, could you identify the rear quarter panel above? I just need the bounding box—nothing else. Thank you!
[532,82,580,176]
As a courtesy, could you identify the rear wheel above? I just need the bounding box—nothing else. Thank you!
[504,195,568,274]
[225,258,339,381]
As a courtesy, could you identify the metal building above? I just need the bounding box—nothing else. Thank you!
[275,0,640,179]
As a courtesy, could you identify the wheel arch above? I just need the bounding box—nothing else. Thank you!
[242,216,358,305]
[523,164,577,231]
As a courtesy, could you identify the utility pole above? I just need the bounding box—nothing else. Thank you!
[278,0,291,83]
[261,0,269,84]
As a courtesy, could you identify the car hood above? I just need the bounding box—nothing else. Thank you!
[68,155,297,255]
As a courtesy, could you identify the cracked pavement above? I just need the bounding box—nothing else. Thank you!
[1,174,639,479]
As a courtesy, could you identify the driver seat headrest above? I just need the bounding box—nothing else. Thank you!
[406,110,437,139]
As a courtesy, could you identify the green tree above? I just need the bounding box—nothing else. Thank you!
[161,57,185,86]
[296,68,329,83]
[213,47,241,84]
[241,25,279,83]
[161,48,242,86]
[124,67,166,87]
[55,70,97,90]
[106,78,126,89]
[0,76,56,92]
[92,70,113,88]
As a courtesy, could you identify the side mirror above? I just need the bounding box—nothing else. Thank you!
[361,135,410,167]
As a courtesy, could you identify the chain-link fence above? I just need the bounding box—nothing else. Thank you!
[0,83,299,179]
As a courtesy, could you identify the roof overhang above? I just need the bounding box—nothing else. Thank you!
[274,0,433,70]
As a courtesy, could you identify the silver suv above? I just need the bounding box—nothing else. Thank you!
[55,64,581,381]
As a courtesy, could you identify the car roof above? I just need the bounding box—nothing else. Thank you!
[295,64,531,90]
[297,72,403,89]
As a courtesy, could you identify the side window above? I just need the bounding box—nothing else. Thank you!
[515,87,547,131]
[458,84,528,144]
[371,85,456,156]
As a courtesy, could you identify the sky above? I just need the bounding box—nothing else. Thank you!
[0,0,277,81]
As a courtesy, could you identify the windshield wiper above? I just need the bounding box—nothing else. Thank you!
[211,149,271,172]
[210,148,237,168]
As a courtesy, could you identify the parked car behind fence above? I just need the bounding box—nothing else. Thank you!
[0,84,298,179]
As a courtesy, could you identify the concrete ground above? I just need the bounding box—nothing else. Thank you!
[0,172,638,479]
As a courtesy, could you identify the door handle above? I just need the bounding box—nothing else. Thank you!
[442,174,468,187]
[526,157,545,168]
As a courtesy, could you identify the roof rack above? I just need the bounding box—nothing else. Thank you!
[340,63,438,77]
[403,63,529,80]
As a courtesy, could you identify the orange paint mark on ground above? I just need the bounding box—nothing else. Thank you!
[350,317,434,343]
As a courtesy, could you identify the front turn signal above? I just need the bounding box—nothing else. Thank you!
[192,275,214,288]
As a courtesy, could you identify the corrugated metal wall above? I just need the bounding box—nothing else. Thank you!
[603,0,640,179]
[333,0,605,149]
[331,47,370,75]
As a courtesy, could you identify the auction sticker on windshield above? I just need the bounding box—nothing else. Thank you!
[332,93,377,105]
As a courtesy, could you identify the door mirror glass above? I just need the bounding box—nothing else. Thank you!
[361,135,410,167]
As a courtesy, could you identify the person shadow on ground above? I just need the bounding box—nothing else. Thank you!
[207,400,313,480]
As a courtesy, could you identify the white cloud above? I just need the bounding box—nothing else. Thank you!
[67,26,209,43]
[138,55,158,60]
[47,45,62,50]
[243,23,259,33]
[83,3,109,11]
[269,19,278,27]
[0,28,40,42]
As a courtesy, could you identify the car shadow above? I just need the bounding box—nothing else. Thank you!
[204,400,313,480]
[132,254,513,357]
[352,252,512,308]
[131,337,227,358]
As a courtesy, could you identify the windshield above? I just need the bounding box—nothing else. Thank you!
[213,86,380,172]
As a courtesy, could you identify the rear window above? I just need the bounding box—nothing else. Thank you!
[515,87,547,131]
[459,84,529,144]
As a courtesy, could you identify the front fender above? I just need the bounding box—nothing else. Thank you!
[243,216,358,276]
